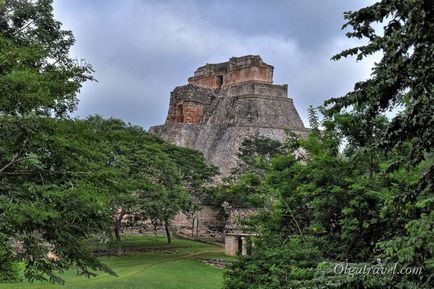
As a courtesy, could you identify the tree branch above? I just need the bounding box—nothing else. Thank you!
[281,199,305,243]
[0,154,37,175]
[0,153,19,174]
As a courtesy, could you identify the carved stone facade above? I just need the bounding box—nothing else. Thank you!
[150,55,310,175]
[166,84,215,124]
[187,55,273,89]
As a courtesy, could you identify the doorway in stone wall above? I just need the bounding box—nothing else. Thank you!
[217,75,223,87]
[237,237,242,255]
[175,104,183,123]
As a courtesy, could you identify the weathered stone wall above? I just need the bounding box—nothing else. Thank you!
[188,55,273,89]
[224,66,272,86]
[206,89,305,129]
[219,82,287,98]
[165,84,215,124]
[224,235,239,256]
[172,205,221,227]
[188,75,223,89]
[171,205,224,238]
[166,103,203,124]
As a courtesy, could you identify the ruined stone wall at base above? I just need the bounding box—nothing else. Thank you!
[120,205,224,238]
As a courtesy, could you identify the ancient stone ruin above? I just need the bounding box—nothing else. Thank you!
[150,55,310,255]
[150,55,310,176]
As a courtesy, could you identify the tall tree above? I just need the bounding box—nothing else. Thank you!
[225,1,433,288]
[0,0,112,283]
[0,117,117,283]
[325,1,433,287]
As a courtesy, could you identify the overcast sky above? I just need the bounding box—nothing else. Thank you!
[53,0,376,129]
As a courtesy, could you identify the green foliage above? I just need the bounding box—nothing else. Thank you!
[0,239,20,282]
[324,0,434,287]
[236,137,286,176]
[225,237,320,289]
[162,143,218,207]
[326,0,434,167]
[210,137,285,219]
[212,172,263,210]
[0,0,110,282]
[0,117,117,283]
[225,112,431,288]
[271,129,393,260]
[225,1,433,288]
[79,116,216,248]
[0,0,94,117]
[1,111,215,281]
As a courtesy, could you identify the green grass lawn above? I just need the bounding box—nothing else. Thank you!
[0,236,230,289]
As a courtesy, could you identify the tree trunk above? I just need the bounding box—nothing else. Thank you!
[114,226,122,255]
[164,220,171,244]
[113,210,125,256]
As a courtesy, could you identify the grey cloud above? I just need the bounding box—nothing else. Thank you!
[54,0,376,129]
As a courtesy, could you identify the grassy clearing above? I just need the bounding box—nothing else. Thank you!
[0,236,229,289]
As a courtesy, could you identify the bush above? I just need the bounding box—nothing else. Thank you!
[0,247,21,283]
[224,237,321,289]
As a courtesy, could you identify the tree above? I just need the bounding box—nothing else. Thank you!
[236,137,286,176]
[140,143,217,244]
[0,0,113,283]
[225,237,320,289]
[0,117,117,283]
[326,0,433,170]
[207,137,284,223]
[80,116,157,255]
[225,112,427,288]
[162,143,218,215]
[83,116,216,249]
[325,0,434,287]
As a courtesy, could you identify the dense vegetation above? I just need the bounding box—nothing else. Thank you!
[224,0,433,288]
[0,0,215,284]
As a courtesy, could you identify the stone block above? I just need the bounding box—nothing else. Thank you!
[224,235,239,256]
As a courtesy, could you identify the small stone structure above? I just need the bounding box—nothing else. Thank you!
[224,207,258,256]
[188,55,273,89]
[224,235,250,256]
